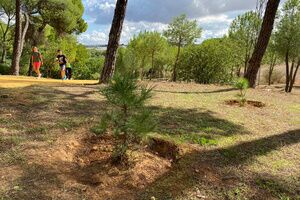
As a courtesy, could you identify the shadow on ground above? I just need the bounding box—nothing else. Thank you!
[153,88,238,94]
[132,129,300,200]
[153,106,249,138]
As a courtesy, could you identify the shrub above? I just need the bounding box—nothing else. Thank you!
[234,78,249,106]
[98,73,155,164]
[0,63,10,75]
[178,38,238,84]
[263,68,284,85]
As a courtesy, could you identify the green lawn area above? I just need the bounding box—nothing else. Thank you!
[0,77,299,200]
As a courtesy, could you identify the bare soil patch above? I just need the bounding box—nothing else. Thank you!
[225,99,266,108]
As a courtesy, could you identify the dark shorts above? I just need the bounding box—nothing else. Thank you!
[60,64,66,71]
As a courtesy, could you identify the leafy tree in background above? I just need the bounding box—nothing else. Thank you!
[275,0,300,92]
[263,35,280,85]
[10,0,87,76]
[126,35,149,78]
[127,31,168,79]
[178,38,236,84]
[228,11,262,76]
[0,0,15,64]
[164,14,202,82]
[143,32,168,79]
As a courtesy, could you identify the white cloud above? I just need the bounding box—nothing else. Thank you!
[78,30,109,45]
[83,0,257,24]
[79,20,168,45]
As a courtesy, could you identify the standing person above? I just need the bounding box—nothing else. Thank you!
[66,63,73,80]
[56,50,68,80]
[31,47,43,79]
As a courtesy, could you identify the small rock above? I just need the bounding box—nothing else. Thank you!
[150,197,156,200]
[108,167,120,176]
[77,158,85,167]
[91,146,98,151]
[0,94,9,98]
[195,169,200,173]
[196,194,206,199]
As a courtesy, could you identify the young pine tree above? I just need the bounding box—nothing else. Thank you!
[99,73,155,164]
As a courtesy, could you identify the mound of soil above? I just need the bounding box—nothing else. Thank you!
[71,134,172,199]
[225,100,266,108]
[148,137,180,161]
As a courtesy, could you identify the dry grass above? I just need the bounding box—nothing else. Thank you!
[0,77,299,200]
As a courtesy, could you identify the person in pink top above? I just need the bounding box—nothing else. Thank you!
[31,47,43,78]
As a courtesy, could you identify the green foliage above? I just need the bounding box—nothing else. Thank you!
[275,0,300,60]
[228,11,262,74]
[38,0,87,34]
[178,38,236,83]
[124,31,169,79]
[0,63,10,74]
[164,14,202,46]
[99,74,155,164]
[234,78,249,106]
[179,134,217,146]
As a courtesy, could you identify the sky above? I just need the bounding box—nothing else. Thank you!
[78,0,259,45]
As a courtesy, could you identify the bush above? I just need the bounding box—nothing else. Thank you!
[0,63,10,75]
[234,78,249,106]
[263,68,284,85]
[98,73,155,164]
[178,38,237,84]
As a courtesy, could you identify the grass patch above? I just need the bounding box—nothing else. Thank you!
[25,127,49,134]
[57,117,87,130]
[0,149,25,166]
[225,183,250,200]
[178,133,217,145]
[256,178,294,199]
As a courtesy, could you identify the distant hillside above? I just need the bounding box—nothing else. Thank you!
[85,44,128,50]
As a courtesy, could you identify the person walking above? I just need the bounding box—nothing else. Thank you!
[66,63,73,80]
[56,50,68,80]
[31,47,43,79]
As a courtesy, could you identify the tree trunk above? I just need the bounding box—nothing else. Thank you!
[28,58,33,76]
[20,13,29,55]
[268,56,276,86]
[11,0,22,76]
[288,61,299,92]
[285,52,290,92]
[244,0,280,88]
[1,46,7,63]
[99,0,128,84]
[172,43,181,82]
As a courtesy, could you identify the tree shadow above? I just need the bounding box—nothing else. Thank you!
[4,164,63,200]
[133,129,300,199]
[0,85,107,142]
[152,106,249,139]
[153,87,237,94]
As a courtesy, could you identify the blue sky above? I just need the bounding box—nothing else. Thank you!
[78,0,258,45]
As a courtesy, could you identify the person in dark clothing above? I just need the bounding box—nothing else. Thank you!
[66,63,73,80]
[56,50,68,80]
